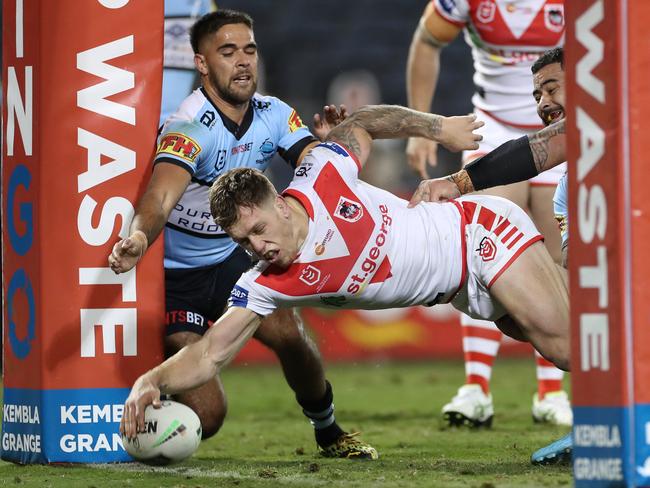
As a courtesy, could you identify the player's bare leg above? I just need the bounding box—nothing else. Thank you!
[254,308,378,460]
[528,185,571,425]
[165,332,228,439]
[254,309,326,400]
[489,241,570,371]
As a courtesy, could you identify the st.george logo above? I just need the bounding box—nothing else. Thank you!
[299,265,321,286]
[334,196,363,223]
[477,236,497,262]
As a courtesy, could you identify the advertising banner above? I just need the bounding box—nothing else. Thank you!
[2,0,164,463]
[235,305,534,364]
[567,1,650,485]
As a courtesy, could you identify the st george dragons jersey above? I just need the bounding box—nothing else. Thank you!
[155,88,316,268]
[434,0,564,127]
[229,142,467,316]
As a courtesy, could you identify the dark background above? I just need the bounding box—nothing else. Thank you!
[217,0,475,192]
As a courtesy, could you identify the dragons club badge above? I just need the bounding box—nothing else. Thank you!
[477,236,497,262]
[334,196,363,223]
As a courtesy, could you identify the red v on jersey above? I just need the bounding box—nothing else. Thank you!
[256,162,389,296]
[468,0,564,46]
[496,0,545,39]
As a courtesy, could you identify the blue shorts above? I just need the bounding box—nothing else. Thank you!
[164,246,252,336]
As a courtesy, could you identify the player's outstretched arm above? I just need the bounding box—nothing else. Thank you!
[327,105,483,168]
[120,306,261,439]
[406,3,462,178]
[108,163,191,274]
[408,119,566,206]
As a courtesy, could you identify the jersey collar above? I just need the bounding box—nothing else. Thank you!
[200,87,254,140]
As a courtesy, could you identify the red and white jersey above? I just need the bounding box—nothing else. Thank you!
[434,0,565,128]
[229,142,467,316]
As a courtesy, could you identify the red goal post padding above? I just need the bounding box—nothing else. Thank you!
[2,0,164,463]
[567,1,650,485]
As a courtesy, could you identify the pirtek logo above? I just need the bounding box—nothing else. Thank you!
[157,133,202,162]
[299,265,321,286]
[478,236,497,262]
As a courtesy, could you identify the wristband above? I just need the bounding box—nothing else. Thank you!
[464,136,537,191]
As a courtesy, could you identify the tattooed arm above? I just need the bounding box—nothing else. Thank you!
[408,119,567,206]
[326,104,483,169]
[529,119,566,173]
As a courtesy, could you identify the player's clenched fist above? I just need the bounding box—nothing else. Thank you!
[438,114,484,153]
[108,230,148,274]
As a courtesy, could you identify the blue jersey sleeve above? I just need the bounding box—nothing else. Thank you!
[263,97,316,167]
[553,173,569,247]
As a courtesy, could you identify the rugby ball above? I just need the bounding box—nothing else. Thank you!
[122,400,202,465]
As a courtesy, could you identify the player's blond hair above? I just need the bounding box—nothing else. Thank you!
[210,168,277,231]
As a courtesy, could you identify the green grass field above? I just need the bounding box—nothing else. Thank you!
[1,358,572,487]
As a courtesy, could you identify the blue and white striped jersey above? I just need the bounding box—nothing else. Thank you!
[155,88,316,268]
[553,172,568,248]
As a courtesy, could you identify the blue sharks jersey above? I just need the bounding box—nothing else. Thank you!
[155,88,316,268]
[553,172,568,248]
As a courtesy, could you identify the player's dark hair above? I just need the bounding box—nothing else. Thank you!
[210,168,276,231]
[531,47,564,74]
[190,9,254,54]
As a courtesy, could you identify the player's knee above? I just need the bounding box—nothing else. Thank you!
[255,309,310,351]
[543,344,570,372]
[197,405,227,439]
[174,386,228,440]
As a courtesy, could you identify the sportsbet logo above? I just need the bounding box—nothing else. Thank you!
[157,133,202,163]
[288,110,305,132]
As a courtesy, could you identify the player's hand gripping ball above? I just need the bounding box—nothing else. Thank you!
[122,400,201,465]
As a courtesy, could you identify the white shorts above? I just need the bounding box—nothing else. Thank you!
[464,109,567,186]
[450,195,543,322]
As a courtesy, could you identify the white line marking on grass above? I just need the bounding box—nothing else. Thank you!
[90,463,329,485]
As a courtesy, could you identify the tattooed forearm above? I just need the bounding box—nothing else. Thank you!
[328,105,443,141]
[328,124,363,156]
[528,119,566,172]
[448,169,474,195]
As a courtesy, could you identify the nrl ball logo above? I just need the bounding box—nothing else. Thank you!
[334,197,363,223]
[477,236,497,262]
[299,265,321,286]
